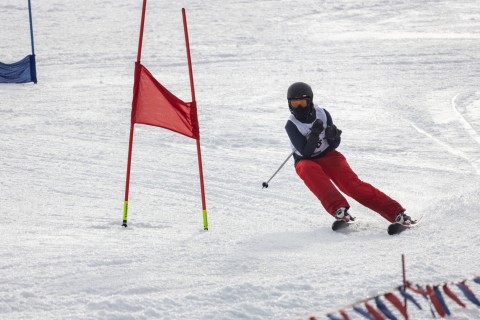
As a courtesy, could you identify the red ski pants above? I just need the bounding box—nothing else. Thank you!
[295,150,404,222]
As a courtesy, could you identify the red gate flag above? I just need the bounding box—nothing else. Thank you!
[132,62,199,139]
[122,4,208,230]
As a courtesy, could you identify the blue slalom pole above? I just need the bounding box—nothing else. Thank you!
[28,0,35,56]
[27,0,37,83]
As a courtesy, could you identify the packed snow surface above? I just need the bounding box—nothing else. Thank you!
[1,0,480,319]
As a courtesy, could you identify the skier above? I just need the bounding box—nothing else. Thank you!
[285,82,415,230]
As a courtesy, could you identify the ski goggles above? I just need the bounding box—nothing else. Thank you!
[289,98,309,108]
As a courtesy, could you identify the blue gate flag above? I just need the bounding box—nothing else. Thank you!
[0,55,37,84]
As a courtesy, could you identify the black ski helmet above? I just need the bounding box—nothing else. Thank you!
[287,82,314,120]
[287,82,313,100]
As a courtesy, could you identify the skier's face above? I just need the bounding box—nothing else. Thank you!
[289,98,313,120]
[289,98,309,108]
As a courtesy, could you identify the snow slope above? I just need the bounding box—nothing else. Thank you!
[1,0,480,319]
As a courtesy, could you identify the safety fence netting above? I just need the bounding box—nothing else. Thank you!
[303,275,480,319]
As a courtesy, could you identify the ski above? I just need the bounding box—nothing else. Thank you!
[332,219,356,231]
[387,216,423,235]
[387,223,410,235]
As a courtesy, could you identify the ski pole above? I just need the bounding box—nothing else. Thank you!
[262,151,294,188]
[263,126,314,189]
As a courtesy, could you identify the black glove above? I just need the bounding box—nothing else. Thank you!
[325,124,342,140]
[309,119,324,136]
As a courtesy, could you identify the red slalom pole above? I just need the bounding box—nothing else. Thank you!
[123,0,148,227]
[182,8,208,230]
[122,121,135,227]
[402,254,409,319]
[136,0,147,63]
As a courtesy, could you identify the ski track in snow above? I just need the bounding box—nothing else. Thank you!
[408,90,480,175]
[452,92,480,145]
[1,0,480,319]
[409,120,480,175]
